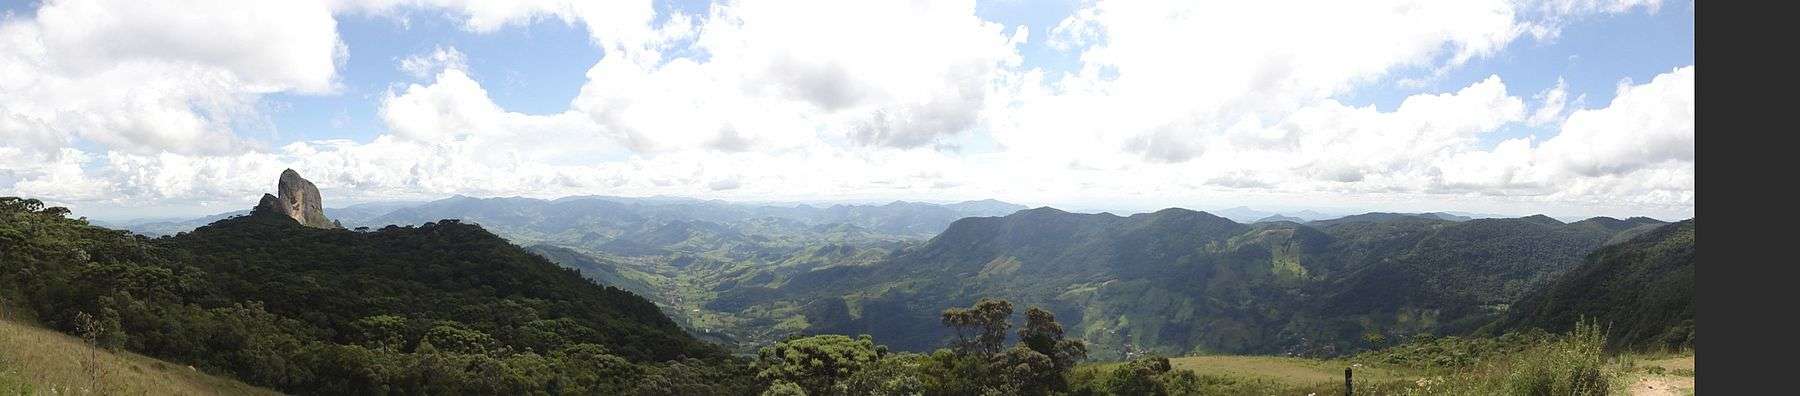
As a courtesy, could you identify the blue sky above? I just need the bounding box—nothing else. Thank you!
[0,0,1695,221]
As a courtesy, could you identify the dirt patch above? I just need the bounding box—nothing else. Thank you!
[1631,375,1694,396]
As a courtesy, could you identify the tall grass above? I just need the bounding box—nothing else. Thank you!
[1499,320,1610,395]
[1378,319,1614,395]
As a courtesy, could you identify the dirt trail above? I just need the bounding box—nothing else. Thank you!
[1629,355,1695,396]
[1630,376,1694,396]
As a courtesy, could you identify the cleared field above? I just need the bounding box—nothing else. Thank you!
[0,319,280,395]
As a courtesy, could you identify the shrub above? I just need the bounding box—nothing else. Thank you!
[1500,320,1609,396]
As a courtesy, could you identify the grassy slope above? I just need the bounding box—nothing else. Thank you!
[1167,355,1411,385]
[0,319,278,395]
[1082,355,1417,392]
[1077,352,1696,395]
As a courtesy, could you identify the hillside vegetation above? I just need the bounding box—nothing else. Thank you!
[0,197,750,394]
[0,318,278,395]
[715,207,1667,357]
[1500,219,1696,351]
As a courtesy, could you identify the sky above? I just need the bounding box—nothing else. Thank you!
[0,0,1695,222]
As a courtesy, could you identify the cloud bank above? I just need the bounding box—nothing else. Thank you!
[0,0,1693,220]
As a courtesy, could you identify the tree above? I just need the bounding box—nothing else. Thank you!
[990,345,1056,395]
[941,299,1012,356]
[931,301,1089,395]
[916,349,988,395]
[421,323,499,355]
[840,353,925,395]
[1015,307,1087,393]
[551,343,641,394]
[1105,355,1173,395]
[0,197,45,213]
[349,315,411,351]
[762,380,807,396]
[755,334,887,396]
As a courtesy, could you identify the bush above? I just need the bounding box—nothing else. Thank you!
[1379,319,1614,395]
[1500,320,1609,396]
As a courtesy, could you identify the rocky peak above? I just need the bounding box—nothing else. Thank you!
[254,193,282,215]
[253,169,336,228]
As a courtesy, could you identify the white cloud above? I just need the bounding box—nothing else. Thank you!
[335,0,686,63]
[1517,0,1666,40]
[1432,66,1694,204]
[1008,0,1527,164]
[569,0,1022,151]
[0,0,342,156]
[6,149,114,202]
[1527,78,1572,126]
[0,0,1692,220]
[398,46,467,79]
[1538,66,1694,177]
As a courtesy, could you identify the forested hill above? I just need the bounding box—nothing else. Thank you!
[0,197,748,394]
[165,209,708,361]
[1500,218,1696,351]
[723,207,1670,358]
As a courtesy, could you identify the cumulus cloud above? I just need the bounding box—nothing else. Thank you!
[1432,66,1694,204]
[0,0,1691,220]
[1528,78,1573,126]
[0,0,342,156]
[1538,66,1694,177]
[571,0,1021,151]
[1009,0,1526,164]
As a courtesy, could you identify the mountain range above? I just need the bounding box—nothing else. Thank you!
[103,191,1688,358]
[2,166,1696,393]
[700,207,1673,357]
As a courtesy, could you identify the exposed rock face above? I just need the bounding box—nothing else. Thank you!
[255,169,336,228]
[254,193,283,215]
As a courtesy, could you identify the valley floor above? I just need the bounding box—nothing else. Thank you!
[0,318,277,395]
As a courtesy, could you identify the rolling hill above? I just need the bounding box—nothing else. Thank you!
[1500,219,1696,351]
[699,207,1668,358]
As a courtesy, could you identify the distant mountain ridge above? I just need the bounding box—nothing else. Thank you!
[120,195,1028,238]
[700,206,1674,357]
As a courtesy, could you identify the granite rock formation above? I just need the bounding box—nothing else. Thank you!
[253,169,336,228]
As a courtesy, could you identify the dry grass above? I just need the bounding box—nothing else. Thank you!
[1634,355,1694,373]
[1620,354,1696,396]
[1083,354,1419,392]
[0,319,281,395]
[1166,355,1414,386]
